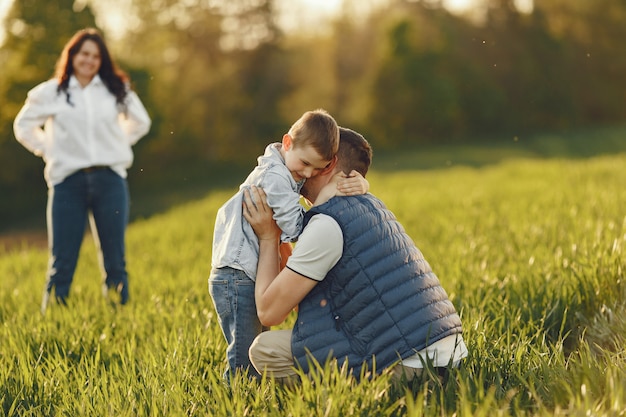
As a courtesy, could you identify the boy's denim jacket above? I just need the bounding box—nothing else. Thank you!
[211,143,305,281]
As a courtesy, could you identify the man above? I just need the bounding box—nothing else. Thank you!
[242,127,467,383]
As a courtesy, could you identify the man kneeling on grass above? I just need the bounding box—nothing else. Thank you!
[242,127,468,384]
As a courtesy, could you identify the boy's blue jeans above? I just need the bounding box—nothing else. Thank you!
[209,267,267,380]
[45,168,129,304]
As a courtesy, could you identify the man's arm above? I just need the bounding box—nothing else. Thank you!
[243,186,318,326]
[279,242,292,270]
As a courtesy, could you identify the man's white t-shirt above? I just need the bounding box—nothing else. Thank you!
[286,214,468,368]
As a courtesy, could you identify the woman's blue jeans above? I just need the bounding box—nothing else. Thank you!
[209,267,267,380]
[45,168,130,304]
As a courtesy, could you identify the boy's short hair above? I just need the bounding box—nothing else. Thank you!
[337,127,373,177]
[288,109,339,161]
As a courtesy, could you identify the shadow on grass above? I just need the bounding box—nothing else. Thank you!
[372,125,626,171]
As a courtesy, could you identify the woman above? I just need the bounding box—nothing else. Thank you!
[13,28,151,313]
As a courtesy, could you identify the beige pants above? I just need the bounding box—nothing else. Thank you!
[248,329,437,384]
[249,329,297,379]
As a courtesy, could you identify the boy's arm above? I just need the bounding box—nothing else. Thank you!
[262,171,305,242]
[313,170,369,206]
[338,170,369,195]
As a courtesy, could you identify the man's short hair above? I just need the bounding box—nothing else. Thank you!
[337,127,373,177]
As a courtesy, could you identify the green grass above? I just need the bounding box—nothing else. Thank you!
[1,137,625,415]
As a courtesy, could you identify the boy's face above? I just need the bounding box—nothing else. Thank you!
[283,138,332,183]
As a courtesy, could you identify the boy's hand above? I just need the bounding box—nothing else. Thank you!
[337,170,369,196]
[313,170,370,207]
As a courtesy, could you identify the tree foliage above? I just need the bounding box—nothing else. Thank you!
[1,0,626,229]
[111,0,290,166]
[364,0,626,146]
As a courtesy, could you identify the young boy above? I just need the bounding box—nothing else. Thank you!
[209,109,367,380]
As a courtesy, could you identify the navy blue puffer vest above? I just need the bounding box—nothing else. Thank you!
[291,194,463,377]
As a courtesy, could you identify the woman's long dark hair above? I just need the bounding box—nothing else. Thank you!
[54,28,129,105]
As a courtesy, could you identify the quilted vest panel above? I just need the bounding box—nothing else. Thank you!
[291,194,463,377]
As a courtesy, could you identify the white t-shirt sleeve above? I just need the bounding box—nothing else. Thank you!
[285,214,343,281]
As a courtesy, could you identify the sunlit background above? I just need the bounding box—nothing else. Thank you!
[1,0,625,233]
[0,0,535,45]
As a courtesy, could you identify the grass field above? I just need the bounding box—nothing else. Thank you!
[1,129,625,416]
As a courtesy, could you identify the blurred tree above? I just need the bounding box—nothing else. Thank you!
[531,0,626,124]
[475,0,573,132]
[276,34,338,120]
[0,0,98,229]
[2,0,626,231]
[229,42,294,157]
[330,2,381,132]
[275,0,383,136]
[114,0,226,166]
[115,0,290,169]
[367,3,471,146]
[365,0,626,147]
